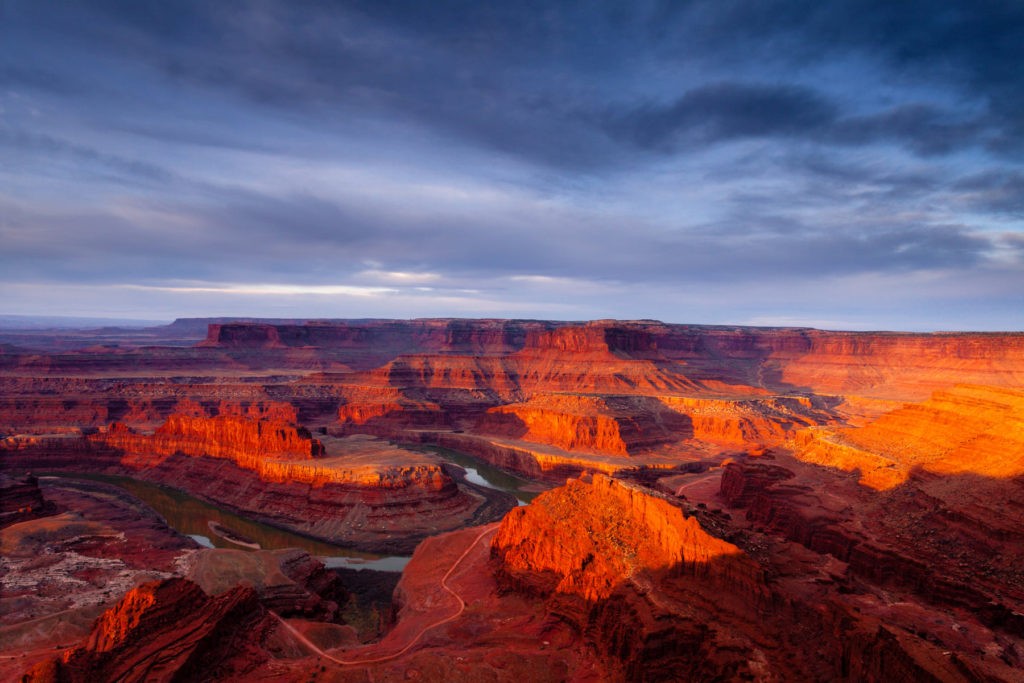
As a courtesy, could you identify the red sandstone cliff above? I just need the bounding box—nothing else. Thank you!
[488,472,1008,681]
[22,578,276,682]
[0,415,492,553]
[491,475,776,679]
[479,394,692,456]
[793,384,1024,489]
[195,320,1024,400]
[154,413,324,460]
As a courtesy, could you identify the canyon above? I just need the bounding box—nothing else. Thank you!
[2,317,1023,681]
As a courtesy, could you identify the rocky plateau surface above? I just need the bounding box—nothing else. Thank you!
[3,317,1024,681]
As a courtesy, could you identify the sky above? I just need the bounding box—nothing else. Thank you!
[1,1,1022,331]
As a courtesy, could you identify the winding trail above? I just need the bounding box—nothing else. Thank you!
[674,470,721,497]
[272,523,499,667]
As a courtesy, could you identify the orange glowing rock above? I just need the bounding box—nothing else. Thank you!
[23,578,275,682]
[492,474,759,602]
[793,384,1024,488]
[479,394,690,456]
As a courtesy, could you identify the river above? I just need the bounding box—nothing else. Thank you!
[42,447,541,572]
[424,445,544,505]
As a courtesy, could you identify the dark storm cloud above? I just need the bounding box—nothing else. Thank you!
[7,0,1018,164]
[654,0,1024,154]
[656,0,1024,93]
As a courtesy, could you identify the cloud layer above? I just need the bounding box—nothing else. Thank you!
[1,1,1022,329]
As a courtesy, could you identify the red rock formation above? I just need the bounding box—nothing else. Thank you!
[154,412,323,460]
[336,384,450,431]
[661,395,831,447]
[23,578,276,683]
[490,472,1017,681]
[493,474,761,602]
[200,318,560,355]
[490,476,796,679]
[6,318,1024,681]
[718,457,1024,663]
[0,473,57,528]
[793,384,1024,489]
[766,330,1024,399]
[87,432,481,553]
[1,424,493,554]
[479,394,692,456]
[93,413,333,487]
[719,460,796,507]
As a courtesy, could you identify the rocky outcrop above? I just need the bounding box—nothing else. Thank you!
[335,384,452,430]
[720,459,1024,647]
[195,319,1024,396]
[95,448,477,554]
[491,476,774,678]
[490,471,1018,681]
[7,318,1024,681]
[494,475,762,601]
[765,331,1024,399]
[200,318,561,355]
[23,578,276,683]
[479,394,692,456]
[91,416,455,490]
[719,461,796,507]
[0,473,57,528]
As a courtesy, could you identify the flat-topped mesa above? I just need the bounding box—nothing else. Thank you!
[95,416,461,491]
[192,319,1024,400]
[364,354,520,395]
[492,474,762,602]
[768,331,1024,399]
[336,388,450,432]
[199,318,564,353]
[478,394,690,456]
[520,325,618,357]
[94,414,354,487]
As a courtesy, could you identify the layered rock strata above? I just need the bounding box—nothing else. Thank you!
[22,578,277,683]
[0,473,56,528]
[1,416,493,553]
[794,384,1024,489]
[490,474,1014,681]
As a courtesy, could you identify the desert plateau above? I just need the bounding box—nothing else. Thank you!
[1,317,1022,681]
[5,1,1024,680]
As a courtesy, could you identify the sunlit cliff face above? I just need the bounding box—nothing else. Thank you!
[793,384,1024,490]
[97,414,450,490]
[492,475,754,602]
